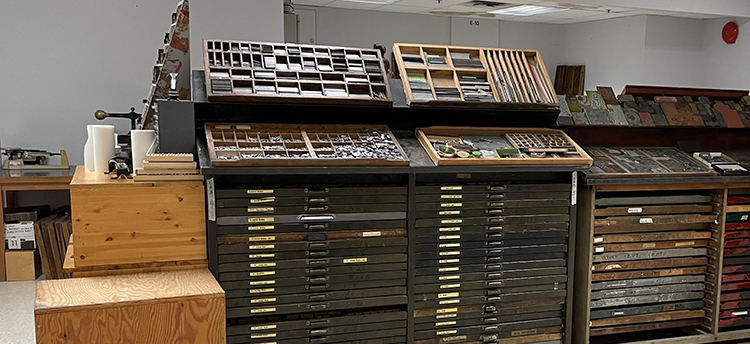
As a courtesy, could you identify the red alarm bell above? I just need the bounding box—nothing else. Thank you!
[723,22,738,44]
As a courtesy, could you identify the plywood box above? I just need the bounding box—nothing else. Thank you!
[5,249,41,281]
[70,166,206,267]
[35,269,225,344]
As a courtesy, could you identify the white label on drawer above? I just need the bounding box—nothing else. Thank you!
[248,254,276,259]
[440,284,460,289]
[439,300,460,305]
[251,325,277,331]
[439,275,460,281]
[734,311,750,316]
[441,203,462,208]
[251,263,276,268]
[344,258,367,263]
[640,218,653,224]
[248,207,274,213]
[249,288,275,294]
[249,271,275,277]
[440,259,460,264]
[437,308,458,314]
[251,298,276,304]
[437,330,457,336]
[676,241,695,247]
[439,243,460,248]
[627,207,643,214]
[606,291,625,296]
[439,292,459,298]
[440,227,461,232]
[613,312,625,316]
[251,334,277,339]
[362,231,381,237]
[440,251,460,256]
[249,217,274,223]
[594,237,603,243]
[250,197,276,203]
[595,247,604,253]
[207,178,216,221]
[250,280,276,286]
[439,267,459,272]
[247,190,274,194]
[248,225,274,231]
[441,186,462,191]
[249,245,275,250]
[642,243,656,248]
[441,195,462,199]
[439,211,461,216]
[743,215,749,221]
[435,321,456,326]
[249,236,275,242]
[436,314,457,319]
[251,308,276,314]
[571,172,577,206]
[442,219,462,224]
[440,235,460,240]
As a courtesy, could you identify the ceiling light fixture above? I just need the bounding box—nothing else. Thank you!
[488,5,567,16]
[342,0,401,4]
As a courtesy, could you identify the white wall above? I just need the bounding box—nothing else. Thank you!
[642,16,706,88]
[498,21,566,78]
[0,0,283,165]
[701,18,750,90]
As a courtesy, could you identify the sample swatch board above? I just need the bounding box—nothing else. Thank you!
[204,40,392,105]
[393,43,558,109]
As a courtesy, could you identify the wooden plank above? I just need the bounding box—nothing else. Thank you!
[34,216,53,280]
[593,223,712,234]
[594,240,707,253]
[592,257,708,272]
[594,204,713,217]
[591,267,706,282]
[594,231,712,244]
[592,248,707,262]
[590,309,704,327]
[595,195,712,207]
[589,318,703,336]
[573,187,594,344]
[590,283,704,300]
[727,205,750,212]
[554,66,566,95]
[621,85,749,101]
[595,214,716,227]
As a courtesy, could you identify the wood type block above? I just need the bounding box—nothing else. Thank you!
[35,270,225,344]
[588,91,607,109]
[607,105,629,126]
[715,101,745,128]
[597,86,619,106]
[639,112,655,126]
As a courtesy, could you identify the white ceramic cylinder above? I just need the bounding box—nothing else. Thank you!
[92,125,115,173]
[131,130,157,170]
[84,125,95,171]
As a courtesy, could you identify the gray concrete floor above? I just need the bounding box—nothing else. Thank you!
[0,281,36,344]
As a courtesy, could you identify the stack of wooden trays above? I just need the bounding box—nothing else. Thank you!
[215,185,409,344]
[412,180,572,344]
[719,190,750,329]
[587,191,719,338]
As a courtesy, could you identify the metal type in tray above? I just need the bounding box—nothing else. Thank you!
[218,203,407,216]
[415,229,569,244]
[219,262,407,280]
[223,279,407,298]
[217,237,407,254]
[589,291,704,309]
[591,248,707,262]
[591,275,705,291]
[591,267,707,282]
[592,223,712,235]
[415,206,570,219]
[592,231,712,244]
[413,275,567,294]
[218,247,407,264]
[416,259,567,276]
[415,127,591,166]
[415,237,567,251]
[226,295,408,318]
[217,195,408,208]
[415,199,570,211]
[589,318,703,336]
[594,194,713,207]
[220,270,407,290]
[226,286,407,307]
[206,124,408,167]
[586,147,714,177]
[217,186,406,198]
[593,239,708,253]
[414,191,571,203]
[217,229,407,245]
[594,214,716,227]
[218,252,407,266]
[415,214,570,228]
[414,184,571,194]
[590,283,705,300]
[589,300,704,321]
[218,219,407,235]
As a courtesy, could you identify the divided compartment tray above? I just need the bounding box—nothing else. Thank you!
[586,147,716,178]
[415,126,592,166]
[205,123,409,167]
[204,39,392,105]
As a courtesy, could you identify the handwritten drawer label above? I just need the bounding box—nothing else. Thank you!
[248,217,274,223]
[250,262,276,268]
[247,190,274,194]
[249,236,275,242]
[362,231,381,237]
[344,258,367,263]
[248,225,274,231]
[627,208,643,213]
[441,186,462,191]
[251,308,276,314]
[441,203,462,208]
[249,245,275,250]
[248,254,275,259]
[640,218,653,224]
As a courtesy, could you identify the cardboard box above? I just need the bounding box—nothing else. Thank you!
[6,249,42,281]
[5,221,36,250]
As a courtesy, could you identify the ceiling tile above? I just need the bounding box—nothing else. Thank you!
[536,9,599,19]
[324,0,386,10]
[376,4,433,12]
[391,0,441,8]
[293,0,336,5]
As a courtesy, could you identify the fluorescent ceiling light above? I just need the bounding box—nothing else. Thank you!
[343,0,401,4]
[488,5,567,16]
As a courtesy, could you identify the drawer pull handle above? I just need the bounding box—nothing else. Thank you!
[308,336,329,343]
[305,188,329,194]
[309,329,328,335]
[306,206,328,212]
[309,242,328,249]
[308,268,328,274]
[489,186,507,191]
[487,209,504,215]
[300,214,336,222]
[308,259,329,265]
[308,197,328,203]
[309,277,328,283]
[307,224,328,230]
[308,304,329,310]
[488,217,505,223]
[308,320,329,326]
[308,293,329,300]
[488,194,505,199]
[489,202,504,207]
[308,251,328,258]
[308,284,328,291]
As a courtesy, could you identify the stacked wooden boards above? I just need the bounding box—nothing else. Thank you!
[719,190,750,330]
[392,43,557,109]
[34,208,72,279]
[553,65,585,96]
[215,184,409,344]
[579,189,720,343]
[203,40,392,105]
[412,178,573,344]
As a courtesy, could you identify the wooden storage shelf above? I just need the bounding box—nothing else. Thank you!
[204,40,392,105]
[394,43,558,109]
[416,126,592,166]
